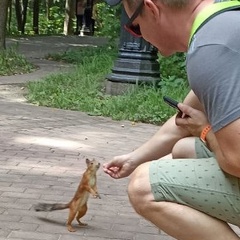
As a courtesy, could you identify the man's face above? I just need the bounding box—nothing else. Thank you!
[124,1,144,37]
[123,0,181,56]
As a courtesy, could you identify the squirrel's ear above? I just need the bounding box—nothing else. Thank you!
[86,158,90,165]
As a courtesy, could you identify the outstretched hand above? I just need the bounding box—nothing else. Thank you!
[103,154,137,179]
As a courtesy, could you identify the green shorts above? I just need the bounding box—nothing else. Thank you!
[149,138,240,226]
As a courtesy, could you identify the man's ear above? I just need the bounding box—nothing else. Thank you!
[144,0,161,20]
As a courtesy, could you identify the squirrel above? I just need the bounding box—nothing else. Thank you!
[34,158,101,232]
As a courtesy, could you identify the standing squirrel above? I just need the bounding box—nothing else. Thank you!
[34,158,101,232]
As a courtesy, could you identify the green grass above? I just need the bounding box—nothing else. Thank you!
[0,47,35,76]
[26,45,189,125]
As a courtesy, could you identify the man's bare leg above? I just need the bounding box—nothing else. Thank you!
[128,162,240,240]
[172,137,197,159]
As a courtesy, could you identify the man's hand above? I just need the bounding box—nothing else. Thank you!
[103,154,137,179]
[175,103,209,137]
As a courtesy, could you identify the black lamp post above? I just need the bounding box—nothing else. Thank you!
[106,6,160,95]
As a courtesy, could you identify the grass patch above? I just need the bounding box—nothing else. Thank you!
[26,45,189,125]
[0,47,35,76]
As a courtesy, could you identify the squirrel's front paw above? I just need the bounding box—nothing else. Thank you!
[93,193,101,199]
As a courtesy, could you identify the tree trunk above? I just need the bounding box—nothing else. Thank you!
[63,0,76,35]
[15,0,28,34]
[8,0,12,33]
[0,0,9,50]
[45,0,53,20]
[15,0,23,32]
[33,0,39,34]
[21,0,28,34]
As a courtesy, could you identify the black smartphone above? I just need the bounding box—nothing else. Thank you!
[163,96,182,113]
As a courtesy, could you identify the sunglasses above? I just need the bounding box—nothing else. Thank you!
[124,1,144,37]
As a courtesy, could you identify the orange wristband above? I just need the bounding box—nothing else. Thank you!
[200,125,212,143]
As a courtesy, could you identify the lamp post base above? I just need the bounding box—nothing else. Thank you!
[105,7,160,95]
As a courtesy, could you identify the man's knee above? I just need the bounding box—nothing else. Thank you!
[172,137,196,159]
[128,164,145,203]
[128,162,153,214]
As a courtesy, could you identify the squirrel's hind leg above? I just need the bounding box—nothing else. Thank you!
[76,204,88,226]
[67,207,77,232]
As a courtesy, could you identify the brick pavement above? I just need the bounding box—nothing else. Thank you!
[0,36,174,240]
[0,36,239,240]
[0,97,166,240]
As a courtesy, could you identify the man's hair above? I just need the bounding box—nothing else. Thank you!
[127,0,190,9]
[160,0,190,8]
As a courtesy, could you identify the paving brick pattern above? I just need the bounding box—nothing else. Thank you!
[0,36,238,239]
[0,98,166,240]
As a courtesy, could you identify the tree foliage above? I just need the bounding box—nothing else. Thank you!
[3,0,120,38]
[8,0,66,35]
[94,2,121,39]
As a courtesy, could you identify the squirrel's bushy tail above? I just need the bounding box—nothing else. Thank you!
[34,202,69,212]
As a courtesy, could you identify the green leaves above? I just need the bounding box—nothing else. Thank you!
[95,3,121,41]
[0,47,35,76]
